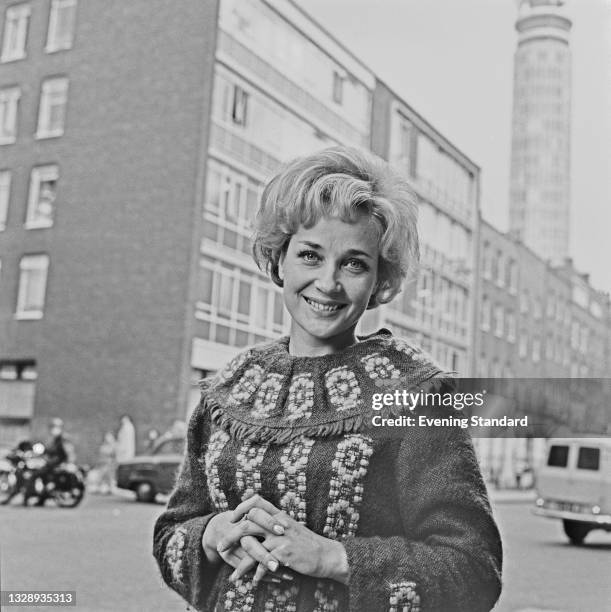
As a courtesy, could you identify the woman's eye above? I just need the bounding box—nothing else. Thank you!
[345,258,367,272]
[298,250,320,263]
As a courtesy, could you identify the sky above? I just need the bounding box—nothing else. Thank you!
[300,0,611,293]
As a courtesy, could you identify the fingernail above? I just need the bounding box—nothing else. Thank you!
[270,577,281,583]
[229,571,237,582]
[273,524,285,535]
[282,573,293,581]
[267,559,279,572]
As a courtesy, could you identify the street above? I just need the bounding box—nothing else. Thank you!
[1,494,610,612]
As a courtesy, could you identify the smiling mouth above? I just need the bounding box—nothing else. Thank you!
[303,296,346,312]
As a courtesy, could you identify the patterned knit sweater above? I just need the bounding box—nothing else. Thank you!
[153,330,502,612]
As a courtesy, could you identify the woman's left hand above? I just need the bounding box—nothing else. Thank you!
[218,495,350,586]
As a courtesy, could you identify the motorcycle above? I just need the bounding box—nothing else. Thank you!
[0,441,86,508]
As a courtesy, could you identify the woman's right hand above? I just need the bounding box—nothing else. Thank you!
[202,511,293,584]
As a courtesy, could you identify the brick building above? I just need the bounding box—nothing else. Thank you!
[0,0,220,455]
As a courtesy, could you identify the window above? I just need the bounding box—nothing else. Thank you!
[547,445,569,467]
[482,242,491,279]
[26,165,58,228]
[231,85,248,126]
[0,170,10,229]
[36,77,69,138]
[16,254,50,319]
[506,311,516,343]
[480,295,491,331]
[520,289,529,314]
[518,334,528,358]
[496,251,504,286]
[1,3,30,62]
[532,337,540,362]
[46,0,77,52]
[0,87,20,144]
[332,70,344,104]
[493,304,504,338]
[576,447,600,471]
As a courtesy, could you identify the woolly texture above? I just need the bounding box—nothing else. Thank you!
[153,330,502,612]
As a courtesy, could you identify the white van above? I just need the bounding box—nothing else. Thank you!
[533,437,611,545]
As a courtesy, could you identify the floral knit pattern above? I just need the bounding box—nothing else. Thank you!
[236,441,268,500]
[229,365,265,405]
[222,576,255,611]
[278,436,315,523]
[286,374,315,421]
[388,581,421,612]
[261,583,300,612]
[313,581,340,612]
[361,352,401,380]
[252,373,284,418]
[219,350,250,382]
[204,430,230,511]
[324,366,361,411]
[323,434,373,540]
[165,527,186,586]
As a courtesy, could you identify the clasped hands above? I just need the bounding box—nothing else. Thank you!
[201,494,349,587]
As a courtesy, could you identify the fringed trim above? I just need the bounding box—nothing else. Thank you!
[204,371,455,444]
[207,395,369,444]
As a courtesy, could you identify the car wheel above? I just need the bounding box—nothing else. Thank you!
[563,519,590,545]
[135,482,155,503]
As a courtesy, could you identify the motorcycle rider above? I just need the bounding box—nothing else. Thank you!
[30,417,69,506]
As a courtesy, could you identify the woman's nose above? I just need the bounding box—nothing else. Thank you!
[314,264,341,294]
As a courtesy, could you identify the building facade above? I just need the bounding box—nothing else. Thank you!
[370,82,479,377]
[508,0,572,264]
[0,0,221,454]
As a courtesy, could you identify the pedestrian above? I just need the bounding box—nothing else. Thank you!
[145,428,160,453]
[97,432,117,494]
[116,415,136,463]
[153,147,502,611]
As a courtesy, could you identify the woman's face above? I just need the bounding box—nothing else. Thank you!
[280,215,380,356]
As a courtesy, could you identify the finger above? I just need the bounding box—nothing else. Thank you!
[252,552,281,587]
[240,535,280,575]
[229,554,257,582]
[244,506,287,535]
[231,495,281,522]
[219,546,247,569]
[216,520,268,552]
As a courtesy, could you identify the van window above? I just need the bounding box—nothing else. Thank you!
[577,447,600,471]
[547,445,569,467]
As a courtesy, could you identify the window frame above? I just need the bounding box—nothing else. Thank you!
[36,77,69,138]
[0,170,11,229]
[45,0,77,53]
[0,86,21,144]
[15,254,50,319]
[1,3,31,62]
[25,165,59,229]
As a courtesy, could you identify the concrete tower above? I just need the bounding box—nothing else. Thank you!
[508,0,572,264]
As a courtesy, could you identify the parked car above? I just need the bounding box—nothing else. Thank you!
[533,437,611,544]
[116,436,185,502]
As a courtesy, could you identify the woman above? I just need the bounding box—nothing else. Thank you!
[97,431,117,494]
[153,147,502,611]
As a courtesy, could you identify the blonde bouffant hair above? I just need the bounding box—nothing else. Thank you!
[252,146,419,308]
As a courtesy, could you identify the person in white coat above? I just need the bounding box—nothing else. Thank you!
[116,415,136,463]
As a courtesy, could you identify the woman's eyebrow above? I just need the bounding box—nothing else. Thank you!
[344,248,374,260]
[299,241,322,249]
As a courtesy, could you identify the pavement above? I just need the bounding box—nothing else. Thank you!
[488,487,537,504]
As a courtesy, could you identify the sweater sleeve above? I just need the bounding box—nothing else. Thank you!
[152,398,220,610]
[342,423,503,612]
